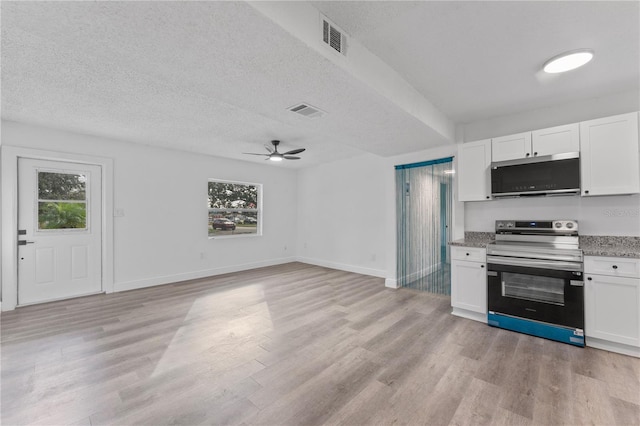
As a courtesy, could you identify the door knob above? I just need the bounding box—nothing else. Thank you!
[18,240,35,246]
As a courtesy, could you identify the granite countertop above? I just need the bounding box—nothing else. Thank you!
[450,233,640,258]
[449,232,495,248]
[579,236,640,259]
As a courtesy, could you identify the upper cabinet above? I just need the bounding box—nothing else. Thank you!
[531,123,580,157]
[491,132,531,162]
[580,112,640,196]
[458,139,492,202]
[491,123,579,162]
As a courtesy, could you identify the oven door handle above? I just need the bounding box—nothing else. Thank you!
[487,255,583,272]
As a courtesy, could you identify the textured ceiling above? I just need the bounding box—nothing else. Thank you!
[313,1,640,123]
[2,1,639,168]
[1,1,446,168]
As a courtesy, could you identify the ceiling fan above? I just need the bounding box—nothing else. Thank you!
[243,140,306,162]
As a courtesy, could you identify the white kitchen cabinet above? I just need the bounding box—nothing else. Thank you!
[491,123,580,162]
[457,139,492,201]
[451,247,487,323]
[580,112,640,197]
[491,132,531,162]
[531,123,580,157]
[585,255,640,358]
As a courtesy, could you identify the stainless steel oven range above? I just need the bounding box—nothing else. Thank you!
[486,220,584,347]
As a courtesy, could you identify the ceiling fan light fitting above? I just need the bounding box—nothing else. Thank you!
[269,155,284,162]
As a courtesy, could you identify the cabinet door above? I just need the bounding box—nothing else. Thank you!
[451,260,487,314]
[457,140,492,201]
[532,123,579,157]
[491,132,532,162]
[580,112,640,196]
[585,274,640,347]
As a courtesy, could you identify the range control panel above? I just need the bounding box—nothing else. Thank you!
[495,220,578,233]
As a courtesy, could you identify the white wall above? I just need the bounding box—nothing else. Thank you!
[1,121,297,302]
[465,195,640,236]
[296,153,390,278]
[296,144,463,285]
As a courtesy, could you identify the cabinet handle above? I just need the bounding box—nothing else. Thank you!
[481,265,485,268]
[486,196,490,199]
[466,253,470,256]
[587,277,592,281]
[612,265,618,269]
[525,153,530,157]
[584,190,589,194]
[534,152,538,156]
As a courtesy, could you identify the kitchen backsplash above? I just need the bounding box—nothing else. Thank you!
[464,194,640,236]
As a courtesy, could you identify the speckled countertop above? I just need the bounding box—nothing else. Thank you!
[450,233,640,258]
[580,236,640,259]
[449,232,495,248]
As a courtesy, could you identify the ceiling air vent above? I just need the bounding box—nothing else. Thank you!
[321,16,347,55]
[288,103,325,119]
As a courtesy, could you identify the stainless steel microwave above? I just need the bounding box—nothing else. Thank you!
[491,152,580,198]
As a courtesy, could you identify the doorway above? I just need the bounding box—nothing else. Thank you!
[17,158,103,305]
[396,157,453,294]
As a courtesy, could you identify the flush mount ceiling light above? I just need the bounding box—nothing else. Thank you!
[543,49,594,74]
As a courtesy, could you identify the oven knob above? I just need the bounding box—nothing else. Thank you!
[555,222,563,228]
[507,223,513,228]
[566,222,574,229]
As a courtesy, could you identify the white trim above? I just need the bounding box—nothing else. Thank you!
[586,336,640,358]
[1,146,114,311]
[451,307,487,324]
[296,256,386,278]
[115,256,296,292]
[385,278,399,289]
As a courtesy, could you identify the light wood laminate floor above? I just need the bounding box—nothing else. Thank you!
[2,262,639,425]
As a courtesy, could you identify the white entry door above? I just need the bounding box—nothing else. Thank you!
[18,158,102,305]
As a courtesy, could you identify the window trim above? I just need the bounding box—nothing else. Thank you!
[207,178,262,239]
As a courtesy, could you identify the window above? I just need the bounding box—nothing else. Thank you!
[208,180,261,237]
[37,171,88,230]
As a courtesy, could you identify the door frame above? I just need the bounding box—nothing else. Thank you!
[1,146,114,311]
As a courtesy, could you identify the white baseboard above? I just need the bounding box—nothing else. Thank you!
[114,256,297,292]
[385,278,399,289]
[451,307,487,324]
[295,256,386,279]
[586,336,640,358]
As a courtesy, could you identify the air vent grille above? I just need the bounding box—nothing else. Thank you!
[321,17,346,55]
[288,103,325,119]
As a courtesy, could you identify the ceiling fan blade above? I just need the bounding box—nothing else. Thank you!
[284,156,301,160]
[264,144,274,153]
[282,148,305,155]
[243,152,270,156]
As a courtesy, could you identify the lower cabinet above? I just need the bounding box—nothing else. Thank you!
[451,247,487,323]
[584,256,640,357]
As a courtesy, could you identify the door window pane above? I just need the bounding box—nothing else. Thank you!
[38,202,87,229]
[38,172,86,200]
[37,171,88,230]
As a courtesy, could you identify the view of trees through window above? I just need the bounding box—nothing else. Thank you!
[38,171,87,230]
[208,180,260,237]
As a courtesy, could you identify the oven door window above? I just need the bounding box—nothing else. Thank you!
[502,272,564,306]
